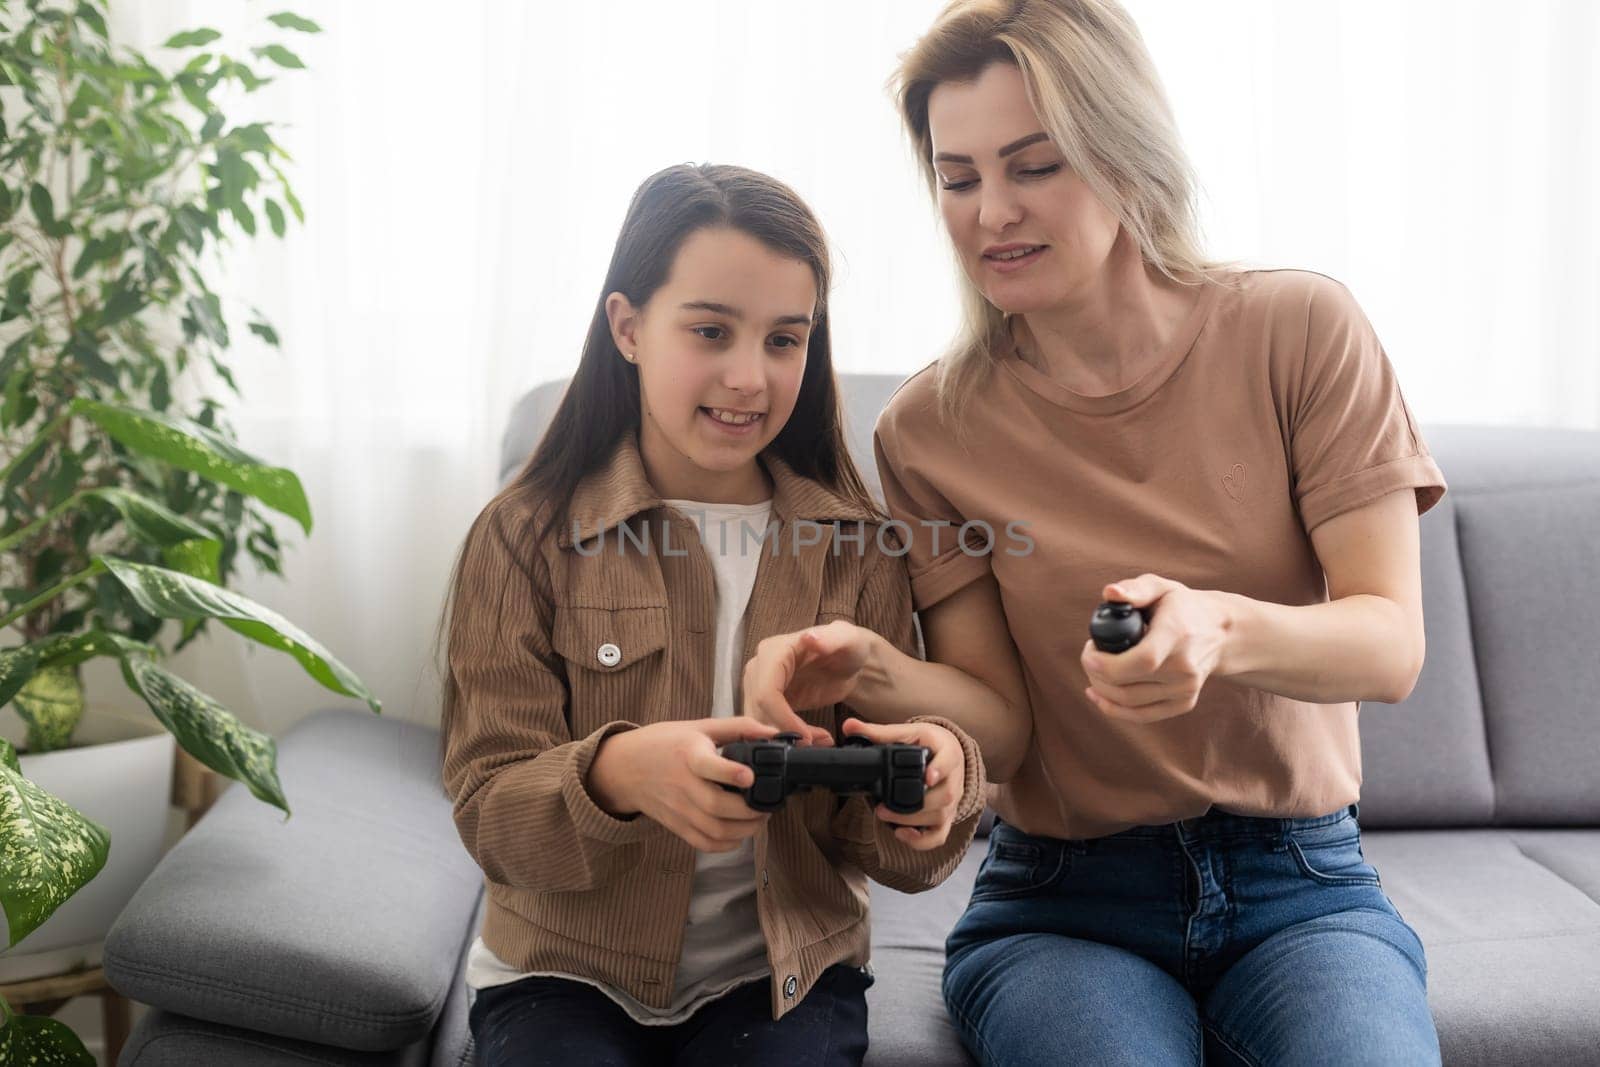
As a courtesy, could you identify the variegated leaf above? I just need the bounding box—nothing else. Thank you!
[0,644,40,708]
[0,1009,97,1066]
[118,655,288,814]
[0,737,111,948]
[10,662,84,753]
[81,487,223,582]
[99,557,381,714]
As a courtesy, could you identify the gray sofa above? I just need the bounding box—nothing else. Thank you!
[104,374,1600,1065]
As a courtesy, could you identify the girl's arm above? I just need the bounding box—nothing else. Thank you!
[443,501,654,894]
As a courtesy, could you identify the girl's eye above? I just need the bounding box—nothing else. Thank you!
[940,178,976,192]
[770,335,801,349]
[692,325,725,341]
[1020,164,1062,179]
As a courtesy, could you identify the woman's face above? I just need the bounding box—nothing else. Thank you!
[927,62,1122,314]
[606,226,814,490]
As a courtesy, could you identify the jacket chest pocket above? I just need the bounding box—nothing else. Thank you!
[552,606,670,733]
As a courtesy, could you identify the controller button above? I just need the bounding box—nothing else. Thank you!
[754,748,785,766]
[892,780,923,809]
[754,779,785,806]
[892,749,924,768]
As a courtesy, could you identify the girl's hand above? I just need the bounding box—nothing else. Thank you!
[839,717,964,851]
[741,619,877,747]
[588,717,782,852]
[1080,574,1230,723]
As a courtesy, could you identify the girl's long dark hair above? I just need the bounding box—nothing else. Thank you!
[433,163,880,784]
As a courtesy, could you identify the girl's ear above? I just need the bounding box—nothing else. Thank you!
[605,292,640,360]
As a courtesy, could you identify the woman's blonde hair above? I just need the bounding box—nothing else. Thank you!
[891,0,1239,429]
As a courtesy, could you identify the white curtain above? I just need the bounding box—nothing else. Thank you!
[83,1,1597,737]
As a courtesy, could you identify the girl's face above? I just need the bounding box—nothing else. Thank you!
[606,226,815,500]
[926,62,1122,314]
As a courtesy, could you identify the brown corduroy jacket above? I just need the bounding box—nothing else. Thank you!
[442,432,987,1021]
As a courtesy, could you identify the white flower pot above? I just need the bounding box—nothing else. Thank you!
[0,704,177,983]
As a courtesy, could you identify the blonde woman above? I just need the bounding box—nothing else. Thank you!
[740,1,1446,1062]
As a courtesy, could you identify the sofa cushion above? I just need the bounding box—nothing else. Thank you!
[104,708,484,1052]
[1453,482,1600,823]
[1365,830,1600,1066]
[429,888,485,1067]
[1358,494,1495,827]
[865,830,1600,1067]
[118,1007,433,1066]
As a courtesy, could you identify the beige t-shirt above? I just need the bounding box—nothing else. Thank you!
[873,269,1447,841]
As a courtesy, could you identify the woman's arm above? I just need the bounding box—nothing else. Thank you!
[853,573,1032,780]
[1081,489,1426,719]
[1217,488,1425,703]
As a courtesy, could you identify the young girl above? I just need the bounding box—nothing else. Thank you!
[438,163,988,1067]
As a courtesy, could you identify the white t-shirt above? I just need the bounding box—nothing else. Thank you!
[464,497,775,1025]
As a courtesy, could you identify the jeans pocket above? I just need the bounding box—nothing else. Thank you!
[970,825,1064,901]
[1286,824,1383,887]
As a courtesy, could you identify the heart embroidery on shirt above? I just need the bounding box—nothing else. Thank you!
[1222,463,1246,503]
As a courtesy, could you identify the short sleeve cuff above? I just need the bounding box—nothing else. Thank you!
[1298,453,1448,534]
[908,550,992,612]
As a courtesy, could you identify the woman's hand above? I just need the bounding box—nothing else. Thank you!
[1080,574,1231,723]
[741,619,877,746]
[840,717,965,851]
[587,717,782,852]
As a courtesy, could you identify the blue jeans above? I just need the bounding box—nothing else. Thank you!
[468,963,871,1066]
[943,804,1440,1066]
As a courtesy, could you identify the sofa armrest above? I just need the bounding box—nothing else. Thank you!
[104,708,484,1053]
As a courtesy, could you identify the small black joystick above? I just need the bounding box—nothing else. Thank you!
[1090,600,1149,653]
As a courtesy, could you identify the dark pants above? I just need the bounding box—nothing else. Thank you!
[469,963,872,1067]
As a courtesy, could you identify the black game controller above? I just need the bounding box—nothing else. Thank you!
[1090,600,1150,653]
[719,732,930,814]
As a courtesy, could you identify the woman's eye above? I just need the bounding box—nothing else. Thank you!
[692,325,725,341]
[770,335,801,349]
[940,178,976,192]
[1019,164,1062,179]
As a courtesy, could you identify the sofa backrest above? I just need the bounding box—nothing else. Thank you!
[500,376,1600,831]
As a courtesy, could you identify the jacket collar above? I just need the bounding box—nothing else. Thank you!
[557,431,877,549]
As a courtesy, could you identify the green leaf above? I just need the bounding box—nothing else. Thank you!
[251,44,305,70]
[248,321,280,347]
[81,486,220,555]
[69,399,313,532]
[0,1006,98,1065]
[63,333,119,388]
[99,557,381,715]
[0,737,111,946]
[29,630,158,672]
[28,181,69,237]
[267,12,324,33]
[263,197,286,237]
[200,110,225,141]
[163,28,223,49]
[96,283,144,328]
[162,537,223,583]
[117,655,291,813]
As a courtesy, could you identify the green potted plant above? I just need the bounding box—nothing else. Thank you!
[0,3,377,1060]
